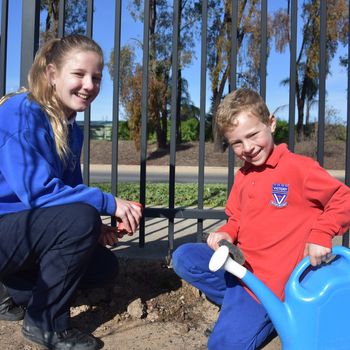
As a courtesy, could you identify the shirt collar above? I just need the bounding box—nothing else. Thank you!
[66,113,77,125]
[241,143,289,173]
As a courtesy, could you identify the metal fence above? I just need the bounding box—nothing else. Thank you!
[1,0,350,256]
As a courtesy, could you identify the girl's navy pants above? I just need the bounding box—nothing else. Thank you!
[0,203,118,332]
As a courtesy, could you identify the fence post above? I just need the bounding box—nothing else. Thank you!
[0,0,9,96]
[20,0,40,88]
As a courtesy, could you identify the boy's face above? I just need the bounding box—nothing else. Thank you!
[224,111,276,167]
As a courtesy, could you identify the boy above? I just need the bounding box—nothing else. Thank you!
[172,88,350,350]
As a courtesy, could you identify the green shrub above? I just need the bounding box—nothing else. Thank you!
[326,124,346,142]
[119,121,130,140]
[93,182,227,208]
[274,119,289,144]
[181,118,200,142]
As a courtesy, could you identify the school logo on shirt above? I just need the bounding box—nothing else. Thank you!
[271,183,288,208]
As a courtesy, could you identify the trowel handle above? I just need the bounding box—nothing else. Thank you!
[202,233,245,265]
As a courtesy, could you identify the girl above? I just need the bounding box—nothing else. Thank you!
[0,34,142,350]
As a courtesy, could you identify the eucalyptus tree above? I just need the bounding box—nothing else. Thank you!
[273,0,348,140]
[40,0,87,43]
[207,0,270,151]
[109,0,201,149]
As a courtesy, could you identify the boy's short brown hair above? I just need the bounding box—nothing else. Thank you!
[216,88,271,133]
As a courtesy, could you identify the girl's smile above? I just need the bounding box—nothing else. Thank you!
[47,49,103,117]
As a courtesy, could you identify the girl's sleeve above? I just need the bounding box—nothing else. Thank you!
[305,163,350,248]
[0,128,116,216]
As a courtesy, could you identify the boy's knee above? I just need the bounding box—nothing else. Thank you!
[208,333,254,350]
[172,244,190,277]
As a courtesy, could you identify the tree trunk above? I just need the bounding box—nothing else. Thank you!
[296,96,305,142]
[212,90,224,152]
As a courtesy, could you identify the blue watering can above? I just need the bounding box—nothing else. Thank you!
[209,245,350,350]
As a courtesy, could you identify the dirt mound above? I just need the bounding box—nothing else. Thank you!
[0,260,281,349]
[88,139,346,170]
[0,260,220,350]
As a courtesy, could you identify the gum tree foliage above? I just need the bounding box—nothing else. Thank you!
[207,0,348,148]
[40,0,87,44]
[108,0,201,150]
[207,0,273,151]
[273,0,348,140]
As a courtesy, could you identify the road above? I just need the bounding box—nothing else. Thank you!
[86,164,346,184]
[87,164,231,184]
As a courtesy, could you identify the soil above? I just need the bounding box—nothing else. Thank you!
[87,139,346,170]
[0,260,281,350]
[1,139,342,350]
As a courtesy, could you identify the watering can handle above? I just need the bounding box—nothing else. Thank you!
[289,246,350,289]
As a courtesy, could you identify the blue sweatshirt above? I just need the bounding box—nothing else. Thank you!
[0,92,116,215]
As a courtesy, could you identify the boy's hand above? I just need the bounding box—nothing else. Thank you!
[207,231,233,251]
[303,243,332,266]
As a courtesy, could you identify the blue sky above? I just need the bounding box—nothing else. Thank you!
[2,0,348,123]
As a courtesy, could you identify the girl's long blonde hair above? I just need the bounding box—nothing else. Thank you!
[1,34,103,161]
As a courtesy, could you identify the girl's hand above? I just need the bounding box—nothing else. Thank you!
[114,199,143,234]
[303,243,332,266]
[207,231,233,251]
[99,224,119,246]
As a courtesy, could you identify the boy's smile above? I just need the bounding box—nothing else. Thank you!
[224,112,276,167]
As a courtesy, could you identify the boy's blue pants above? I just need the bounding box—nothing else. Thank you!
[173,243,275,350]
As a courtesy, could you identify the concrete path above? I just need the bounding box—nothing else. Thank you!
[108,215,344,261]
[106,216,225,260]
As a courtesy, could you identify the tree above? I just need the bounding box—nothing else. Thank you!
[40,0,87,44]
[109,0,201,150]
[273,0,348,140]
[108,45,167,150]
[207,0,270,151]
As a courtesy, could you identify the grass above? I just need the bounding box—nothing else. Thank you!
[92,183,228,208]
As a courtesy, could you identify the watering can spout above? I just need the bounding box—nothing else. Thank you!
[209,246,292,342]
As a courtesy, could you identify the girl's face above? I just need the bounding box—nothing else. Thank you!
[47,49,102,118]
[224,112,276,167]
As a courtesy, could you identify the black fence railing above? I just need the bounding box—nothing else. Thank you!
[1,0,349,256]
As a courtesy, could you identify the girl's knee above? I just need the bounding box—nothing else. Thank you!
[59,203,101,242]
[81,246,119,288]
[72,203,100,231]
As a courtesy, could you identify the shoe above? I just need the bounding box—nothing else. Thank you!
[0,282,25,321]
[22,318,98,350]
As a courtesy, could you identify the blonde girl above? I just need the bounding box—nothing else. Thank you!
[0,34,142,350]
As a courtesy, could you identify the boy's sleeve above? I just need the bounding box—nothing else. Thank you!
[216,180,241,242]
[305,163,350,248]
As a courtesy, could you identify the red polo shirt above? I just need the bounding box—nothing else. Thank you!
[218,143,350,300]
